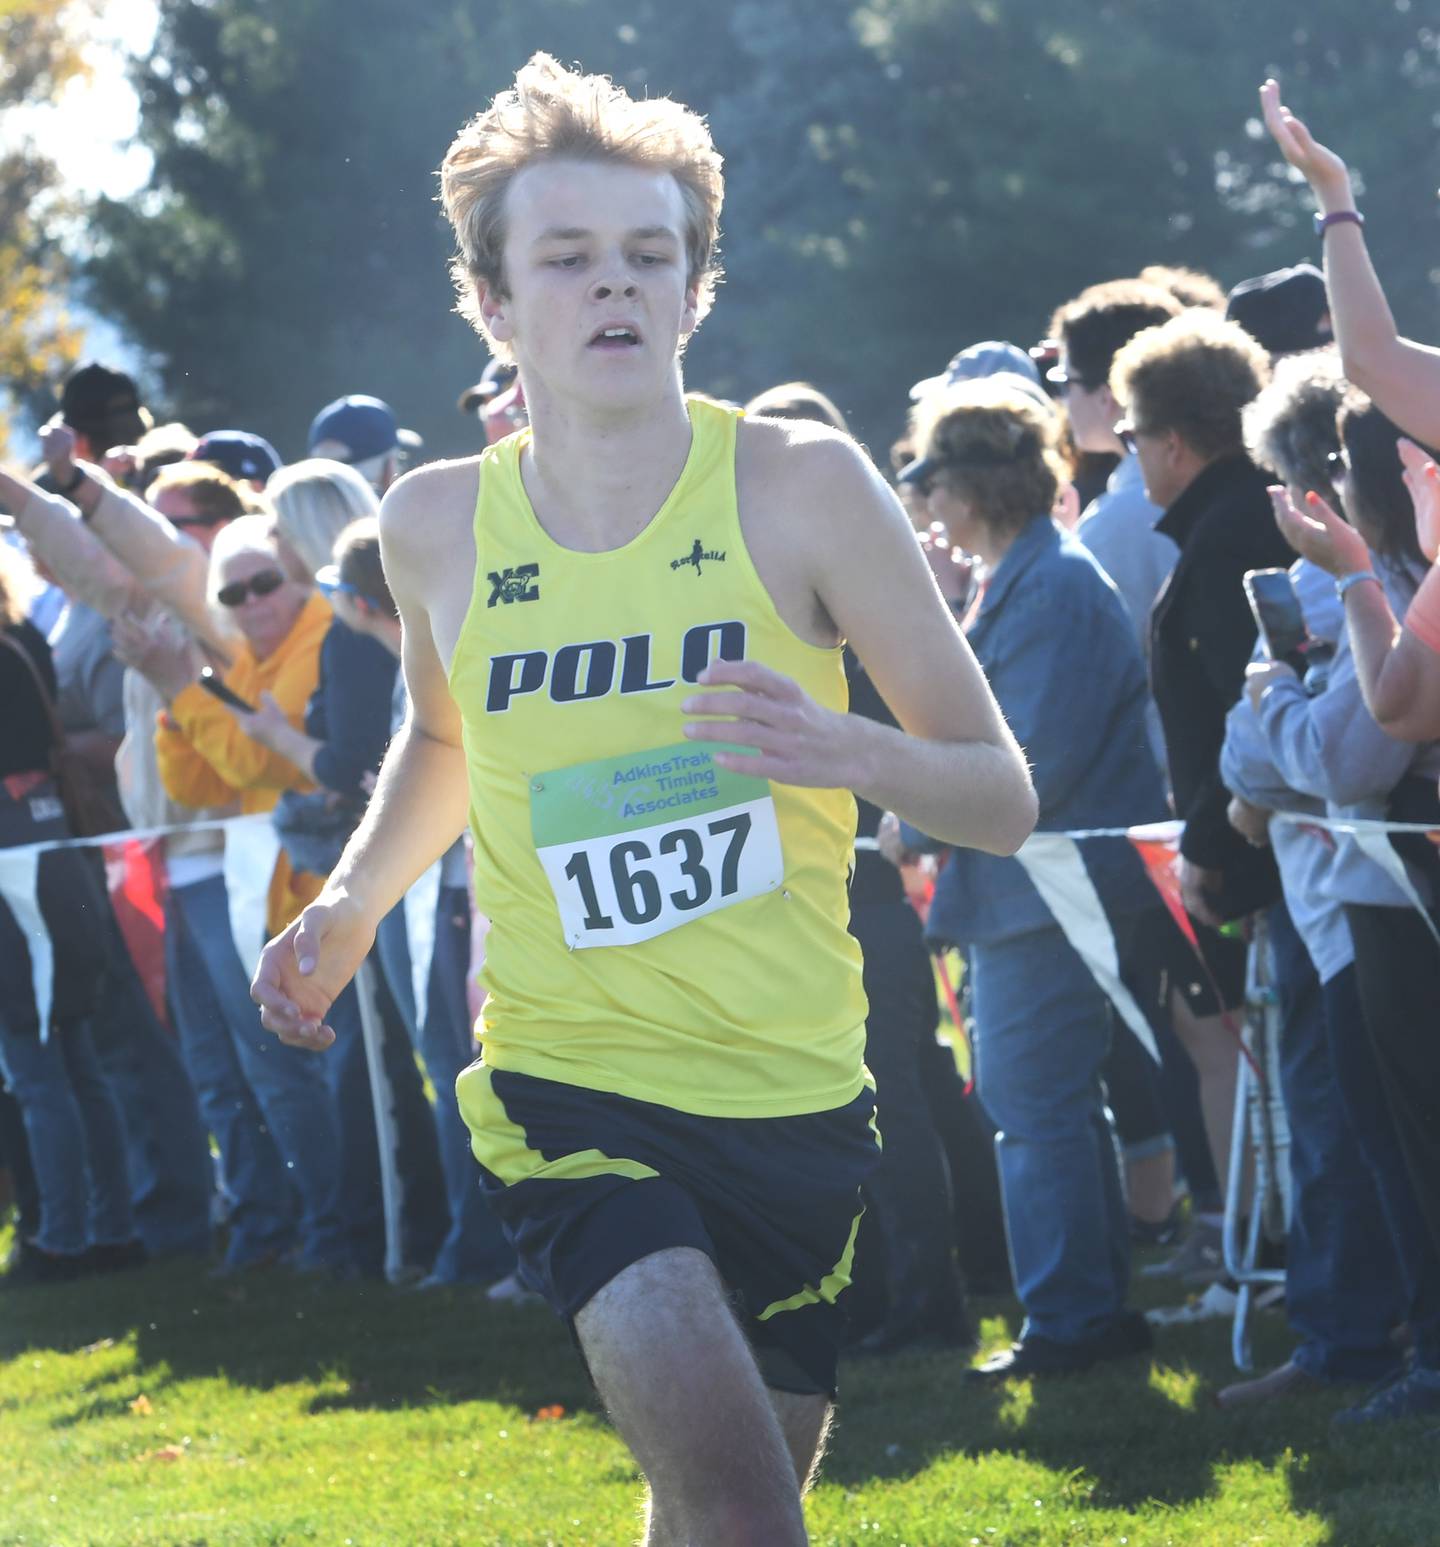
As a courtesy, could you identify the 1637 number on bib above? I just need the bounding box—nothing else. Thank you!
[529,742,784,948]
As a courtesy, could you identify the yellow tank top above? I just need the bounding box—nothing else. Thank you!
[448,396,868,1117]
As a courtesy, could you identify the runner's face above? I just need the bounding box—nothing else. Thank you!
[486,159,699,408]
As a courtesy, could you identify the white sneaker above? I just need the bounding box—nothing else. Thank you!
[485,1271,542,1307]
[1146,1281,1239,1327]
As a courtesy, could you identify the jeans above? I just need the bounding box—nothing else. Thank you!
[165,882,296,1266]
[375,892,514,1282]
[1269,902,1407,1383]
[169,875,350,1270]
[325,963,449,1279]
[91,910,213,1257]
[0,1016,136,1255]
[969,922,1130,1344]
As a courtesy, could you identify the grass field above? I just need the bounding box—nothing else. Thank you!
[2,1222,1437,1547]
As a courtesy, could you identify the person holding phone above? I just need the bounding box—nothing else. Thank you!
[115,513,351,1276]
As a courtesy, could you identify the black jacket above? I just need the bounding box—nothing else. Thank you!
[1151,453,1293,920]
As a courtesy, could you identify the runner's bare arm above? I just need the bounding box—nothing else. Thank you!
[686,434,1036,856]
[251,465,475,1048]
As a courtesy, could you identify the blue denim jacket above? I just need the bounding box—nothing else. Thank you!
[906,515,1168,947]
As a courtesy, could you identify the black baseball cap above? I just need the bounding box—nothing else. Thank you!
[1225,265,1331,357]
[59,360,149,449]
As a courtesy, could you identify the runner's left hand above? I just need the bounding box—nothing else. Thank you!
[683,658,852,787]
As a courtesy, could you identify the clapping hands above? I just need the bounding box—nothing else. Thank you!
[1269,486,1370,579]
[1399,439,1440,565]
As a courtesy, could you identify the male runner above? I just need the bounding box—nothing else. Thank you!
[252,54,1035,1547]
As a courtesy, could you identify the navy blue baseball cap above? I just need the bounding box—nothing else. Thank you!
[307,394,421,464]
[188,430,283,486]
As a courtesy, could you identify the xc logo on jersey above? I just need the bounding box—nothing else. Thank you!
[488,563,540,607]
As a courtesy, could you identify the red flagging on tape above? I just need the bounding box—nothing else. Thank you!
[103,838,171,1033]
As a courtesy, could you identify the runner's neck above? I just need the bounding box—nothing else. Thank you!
[518,378,695,552]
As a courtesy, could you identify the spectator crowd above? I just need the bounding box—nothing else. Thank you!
[0,77,1437,1433]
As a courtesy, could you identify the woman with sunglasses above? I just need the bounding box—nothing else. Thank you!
[120,512,353,1276]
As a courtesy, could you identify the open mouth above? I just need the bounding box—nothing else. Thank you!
[589,324,642,349]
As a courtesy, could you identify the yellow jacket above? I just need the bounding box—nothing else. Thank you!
[156,590,333,933]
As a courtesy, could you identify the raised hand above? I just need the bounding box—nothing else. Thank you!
[1399,438,1440,564]
[1270,485,1370,579]
[1259,78,1351,202]
[250,893,377,1051]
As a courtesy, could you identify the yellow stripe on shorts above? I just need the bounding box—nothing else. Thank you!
[456,1063,660,1189]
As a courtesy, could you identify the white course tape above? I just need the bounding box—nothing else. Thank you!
[1014,831,1162,1063]
[221,815,283,979]
[0,846,53,1042]
[402,860,442,1036]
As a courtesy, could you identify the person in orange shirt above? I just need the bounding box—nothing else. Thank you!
[115,514,351,1275]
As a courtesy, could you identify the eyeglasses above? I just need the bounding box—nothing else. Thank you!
[1114,419,1155,456]
[217,569,285,608]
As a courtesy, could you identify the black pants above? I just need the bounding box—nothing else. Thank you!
[0,1080,38,1238]
[1344,902,1440,1259]
[850,901,962,1318]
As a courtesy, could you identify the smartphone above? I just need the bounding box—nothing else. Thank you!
[1243,568,1310,672]
[198,666,256,714]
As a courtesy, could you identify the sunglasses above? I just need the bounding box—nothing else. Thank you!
[217,568,285,608]
[170,514,224,531]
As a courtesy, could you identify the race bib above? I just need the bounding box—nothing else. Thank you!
[530,741,784,949]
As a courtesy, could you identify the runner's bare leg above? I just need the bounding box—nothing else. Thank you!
[575,1247,809,1547]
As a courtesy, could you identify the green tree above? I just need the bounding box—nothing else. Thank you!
[0,0,96,451]
[84,0,1440,461]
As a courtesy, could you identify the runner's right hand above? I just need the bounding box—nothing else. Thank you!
[251,893,377,1050]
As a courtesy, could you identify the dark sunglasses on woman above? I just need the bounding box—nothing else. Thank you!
[217,569,285,608]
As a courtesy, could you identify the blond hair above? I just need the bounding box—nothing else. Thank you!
[268,459,379,580]
[440,53,725,360]
[1111,310,1271,462]
[914,378,1068,534]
